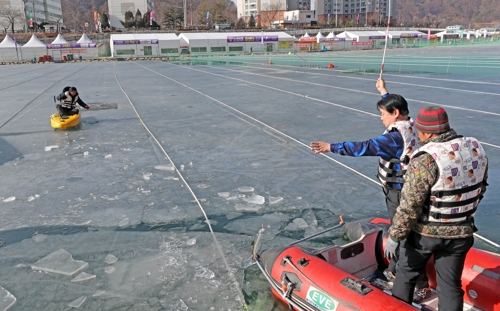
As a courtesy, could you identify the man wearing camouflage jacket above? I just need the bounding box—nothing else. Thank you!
[385,106,489,311]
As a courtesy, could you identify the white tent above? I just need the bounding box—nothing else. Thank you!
[76,33,98,59]
[302,32,310,38]
[77,33,93,44]
[316,31,325,43]
[51,34,69,45]
[0,35,21,62]
[21,34,47,61]
[326,32,336,38]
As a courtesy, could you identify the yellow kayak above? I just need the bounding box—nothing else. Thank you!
[50,111,81,130]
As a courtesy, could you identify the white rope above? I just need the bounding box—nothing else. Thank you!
[112,63,246,305]
[148,61,500,251]
[379,0,391,77]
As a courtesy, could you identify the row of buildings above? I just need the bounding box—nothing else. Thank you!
[238,0,397,28]
[0,0,154,32]
[1,0,395,32]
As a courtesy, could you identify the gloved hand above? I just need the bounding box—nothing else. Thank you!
[384,237,399,260]
[84,106,90,110]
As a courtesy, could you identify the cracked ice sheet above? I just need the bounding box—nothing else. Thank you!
[0,285,16,311]
[0,230,249,310]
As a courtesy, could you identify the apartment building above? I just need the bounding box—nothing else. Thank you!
[108,0,154,29]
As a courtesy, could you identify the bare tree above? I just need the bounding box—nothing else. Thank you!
[0,6,25,33]
[260,1,284,29]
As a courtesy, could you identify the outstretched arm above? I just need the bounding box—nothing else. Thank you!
[311,131,403,158]
[76,97,89,109]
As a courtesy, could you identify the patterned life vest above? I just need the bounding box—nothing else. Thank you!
[61,91,79,108]
[377,118,419,186]
[413,137,487,223]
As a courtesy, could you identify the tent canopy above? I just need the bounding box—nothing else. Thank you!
[0,35,19,48]
[51,34,69,45]
[23,34,46,47]
[77,33,95,44]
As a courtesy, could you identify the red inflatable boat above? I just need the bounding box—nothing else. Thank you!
[253,218,500,311]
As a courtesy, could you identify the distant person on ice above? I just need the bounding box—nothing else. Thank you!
[55,86,90,118]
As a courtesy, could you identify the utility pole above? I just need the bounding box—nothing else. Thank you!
[190,3,193,25]
[184,0,187,28]
[335,0,337,27]
[378,0,381,26]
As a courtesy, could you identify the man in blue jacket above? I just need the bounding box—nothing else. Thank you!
[310,78,430,302]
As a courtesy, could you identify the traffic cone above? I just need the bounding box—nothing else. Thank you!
[328,63,335,68]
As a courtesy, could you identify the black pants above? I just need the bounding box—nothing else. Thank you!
[383,187,400,274]
[56,104,78,117]
[392,231,474,311]
[383,186,400,225]
[383,187,429,290]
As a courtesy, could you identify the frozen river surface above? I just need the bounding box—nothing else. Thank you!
[1,45,499,310]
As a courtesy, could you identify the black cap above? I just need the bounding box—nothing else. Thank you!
[69,86,77,92]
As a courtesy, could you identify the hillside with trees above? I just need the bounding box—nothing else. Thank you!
[396,0,499,28]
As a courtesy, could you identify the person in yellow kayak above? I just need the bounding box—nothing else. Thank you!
[55,86,90,118]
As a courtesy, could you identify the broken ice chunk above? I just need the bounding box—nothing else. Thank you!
[243,194,265,205]
[197,184,209,189]
[218,192,230,198]
[71,272,96,282]
[118,218,130,228]
[165,300,188,311]
[0,285,16,311]
[155,164,175,171]
[45,145,59,151]
[104,266,115,274]
[2,197,15,202]
[32,234,48,242]
[194,266,215,279]
[83,151,89,156]
[92,290,105,297]
[68,296,87,308]
[105,254,118,264]
[104,154,112,159]
[293,218,309,229]
[269,196,283,205]
[238,186,254,193]
[27,196,35,202]
[30,249,88,276]
[234,203,264,212]
[164,257,177,266]
[186,238,196,246]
